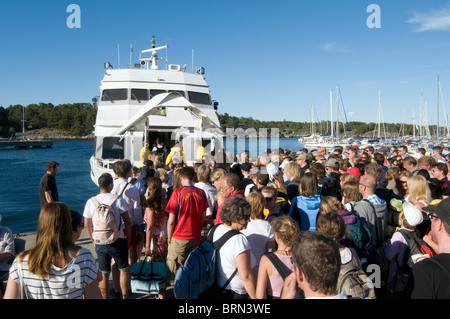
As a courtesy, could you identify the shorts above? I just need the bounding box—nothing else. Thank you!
[95,238,130,273]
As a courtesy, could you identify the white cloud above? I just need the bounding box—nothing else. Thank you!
[408,5,450,32]
[319,42,350,53]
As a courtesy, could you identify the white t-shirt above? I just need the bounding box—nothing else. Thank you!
[83,193,129,238]
[241,219,275,271]
[194,182,218,217]
[212,224,256,295]
[9,248,99,299]
[112,178,142,226]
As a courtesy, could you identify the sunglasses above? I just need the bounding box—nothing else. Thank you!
[427,213,440,220]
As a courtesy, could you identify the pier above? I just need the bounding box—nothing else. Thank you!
[0,139,53,149]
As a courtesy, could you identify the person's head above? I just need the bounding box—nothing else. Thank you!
[211,167,227,190]
[342,180,362,204]
[319,196,345,215]
[219,196,251,230]
[70,209,83,243]
[385,166,400,181]
[399,145,408,157]
[400,201,424,230]
[364,162,383,183]
[316,212,347,244]
[403,156,418,172]
[407,175,432,205]
[98,173,114,191]
[142,177,164,211]
[178,166,196,185]
[423,198,450,249]
[246,191,266,220]
[283,161,300,180]
[432,162,448,180]
[299,172,319,197]
[27,202,76,278]
[346,147,357,160]
[291,231,341,297]
[309,162,326,179]
[46,161,59,175]
[221,173,240,197]
[340,173,356,188]
[325,159,339,173]
[261,186,277,210]
[196,164,212,183]
[359,174,376,196]
[373,153,385,166]
[433,146,443,159]
[418,155,434,171]
[398,170,412,194]
[271,216,299,247]
[156,168,169,183]
[113,159,132,178]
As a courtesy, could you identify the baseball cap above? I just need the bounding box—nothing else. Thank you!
[326,158,339,169]
[423,197,450,225]
[347,167,361,177]
[296,154,307,160]
[402,201,423,227]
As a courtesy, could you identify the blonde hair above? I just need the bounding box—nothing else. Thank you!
[271,215,299,247]
[319,196,345,214]
[407,175,432,205]
[283,161,300,179]
[246,191,266,220]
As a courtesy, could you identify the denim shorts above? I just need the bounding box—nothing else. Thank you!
[95,238,130,273]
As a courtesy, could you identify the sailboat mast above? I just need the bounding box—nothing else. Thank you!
[330,90,334,138]
[437,75,440,137]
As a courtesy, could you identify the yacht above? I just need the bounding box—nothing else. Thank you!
[90,37,224,185]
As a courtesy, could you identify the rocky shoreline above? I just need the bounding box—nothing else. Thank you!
[21,128,94,140]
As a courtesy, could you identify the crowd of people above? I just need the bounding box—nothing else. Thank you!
[1,140,450,300]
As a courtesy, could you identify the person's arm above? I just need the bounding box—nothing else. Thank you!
[167,213,176,243]
[121,211,132,245]
[44,190,53,203]
[255,255,270,299]
[83,272,103,299]
[3,276,20,299]
[84,217,94,243]
[236,250,256,299]
[280,273,299,299]
[145,208,155,256]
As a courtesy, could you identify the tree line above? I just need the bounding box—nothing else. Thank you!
[0,104,422,138]
[0,103,97,137]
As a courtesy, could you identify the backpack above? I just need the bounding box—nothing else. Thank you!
[398,229,435,269]
[337,249,376,299]
[173,225,240,299]
[90,195,121,245]
[344,204,374,265]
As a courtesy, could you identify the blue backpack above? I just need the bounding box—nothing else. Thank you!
[173,225,239,299]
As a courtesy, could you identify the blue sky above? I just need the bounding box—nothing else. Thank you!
[1,1,450,127]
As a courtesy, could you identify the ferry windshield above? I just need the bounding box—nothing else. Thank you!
[102,137,124,159]
[131,89,149,102]
[188,92,211,105]
[101,89,128,102]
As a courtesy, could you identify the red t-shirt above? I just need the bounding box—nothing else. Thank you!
[166,186,209,240]
[214,190,245,225]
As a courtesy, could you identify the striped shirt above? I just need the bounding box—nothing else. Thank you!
[9,248,99,299]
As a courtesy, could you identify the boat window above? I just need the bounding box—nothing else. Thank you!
[102,137,124,159]
[101,89,128,102]
[131,89,149,102]
[169,90,186,98]
[150,89,167,98]
[188,92,211,105]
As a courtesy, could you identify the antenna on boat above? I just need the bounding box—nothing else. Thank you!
[117,44,120,69]
[140,36,168,70]
[129,44,133,68]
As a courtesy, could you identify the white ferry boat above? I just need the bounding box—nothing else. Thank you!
[90,37,224,185]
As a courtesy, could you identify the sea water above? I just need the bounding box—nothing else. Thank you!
[0,137,304,234]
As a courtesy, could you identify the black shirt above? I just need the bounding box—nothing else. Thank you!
[39,174,59,207]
